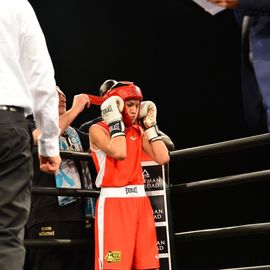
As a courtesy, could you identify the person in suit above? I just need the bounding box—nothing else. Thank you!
[208,0,270,135]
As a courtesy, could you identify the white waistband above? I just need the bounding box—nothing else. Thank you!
[100,185,146,198]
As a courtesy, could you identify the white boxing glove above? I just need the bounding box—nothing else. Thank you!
[101,96,125,138]
[139,101,161,142]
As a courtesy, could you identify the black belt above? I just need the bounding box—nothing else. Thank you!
[0,105,24,113]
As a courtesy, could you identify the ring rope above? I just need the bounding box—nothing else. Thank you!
[171,168,270,193]
[170,133,270,160]
[174,222,270,241]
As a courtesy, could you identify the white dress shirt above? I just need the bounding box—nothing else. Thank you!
[0,0,60,157]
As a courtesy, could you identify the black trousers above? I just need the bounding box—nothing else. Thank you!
[0,110,32,270]
[26,221,94,270]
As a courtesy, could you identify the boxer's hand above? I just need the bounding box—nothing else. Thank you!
[139,101,157,129]
[139,101,161,142]
[101,96,125,138]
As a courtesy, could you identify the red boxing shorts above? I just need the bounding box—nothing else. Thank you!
[95,185,160,270]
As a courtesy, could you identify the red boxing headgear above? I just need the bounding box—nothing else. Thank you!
[103,81,143,127]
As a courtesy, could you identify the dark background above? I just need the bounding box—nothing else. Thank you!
[29,0,246,150]
[27,0,270,269]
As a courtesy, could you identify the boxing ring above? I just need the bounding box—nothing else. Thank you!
[24,133,270,270]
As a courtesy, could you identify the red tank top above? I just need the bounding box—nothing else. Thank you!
[91,121,145,187]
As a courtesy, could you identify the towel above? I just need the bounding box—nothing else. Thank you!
[55,126,95,218]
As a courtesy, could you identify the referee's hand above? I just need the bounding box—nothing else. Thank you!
[39,155,61,174]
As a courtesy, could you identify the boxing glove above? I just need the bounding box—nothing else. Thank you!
[139,101,161,142]
[101,96,125,138]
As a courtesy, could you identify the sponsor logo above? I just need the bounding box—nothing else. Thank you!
[102,105,113,115]
[125,186,138,194]
[130,135,138,140]
[110,122,121,132]
[38,226,55,237]
[105,250,121,263]
[142,169,150,179]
